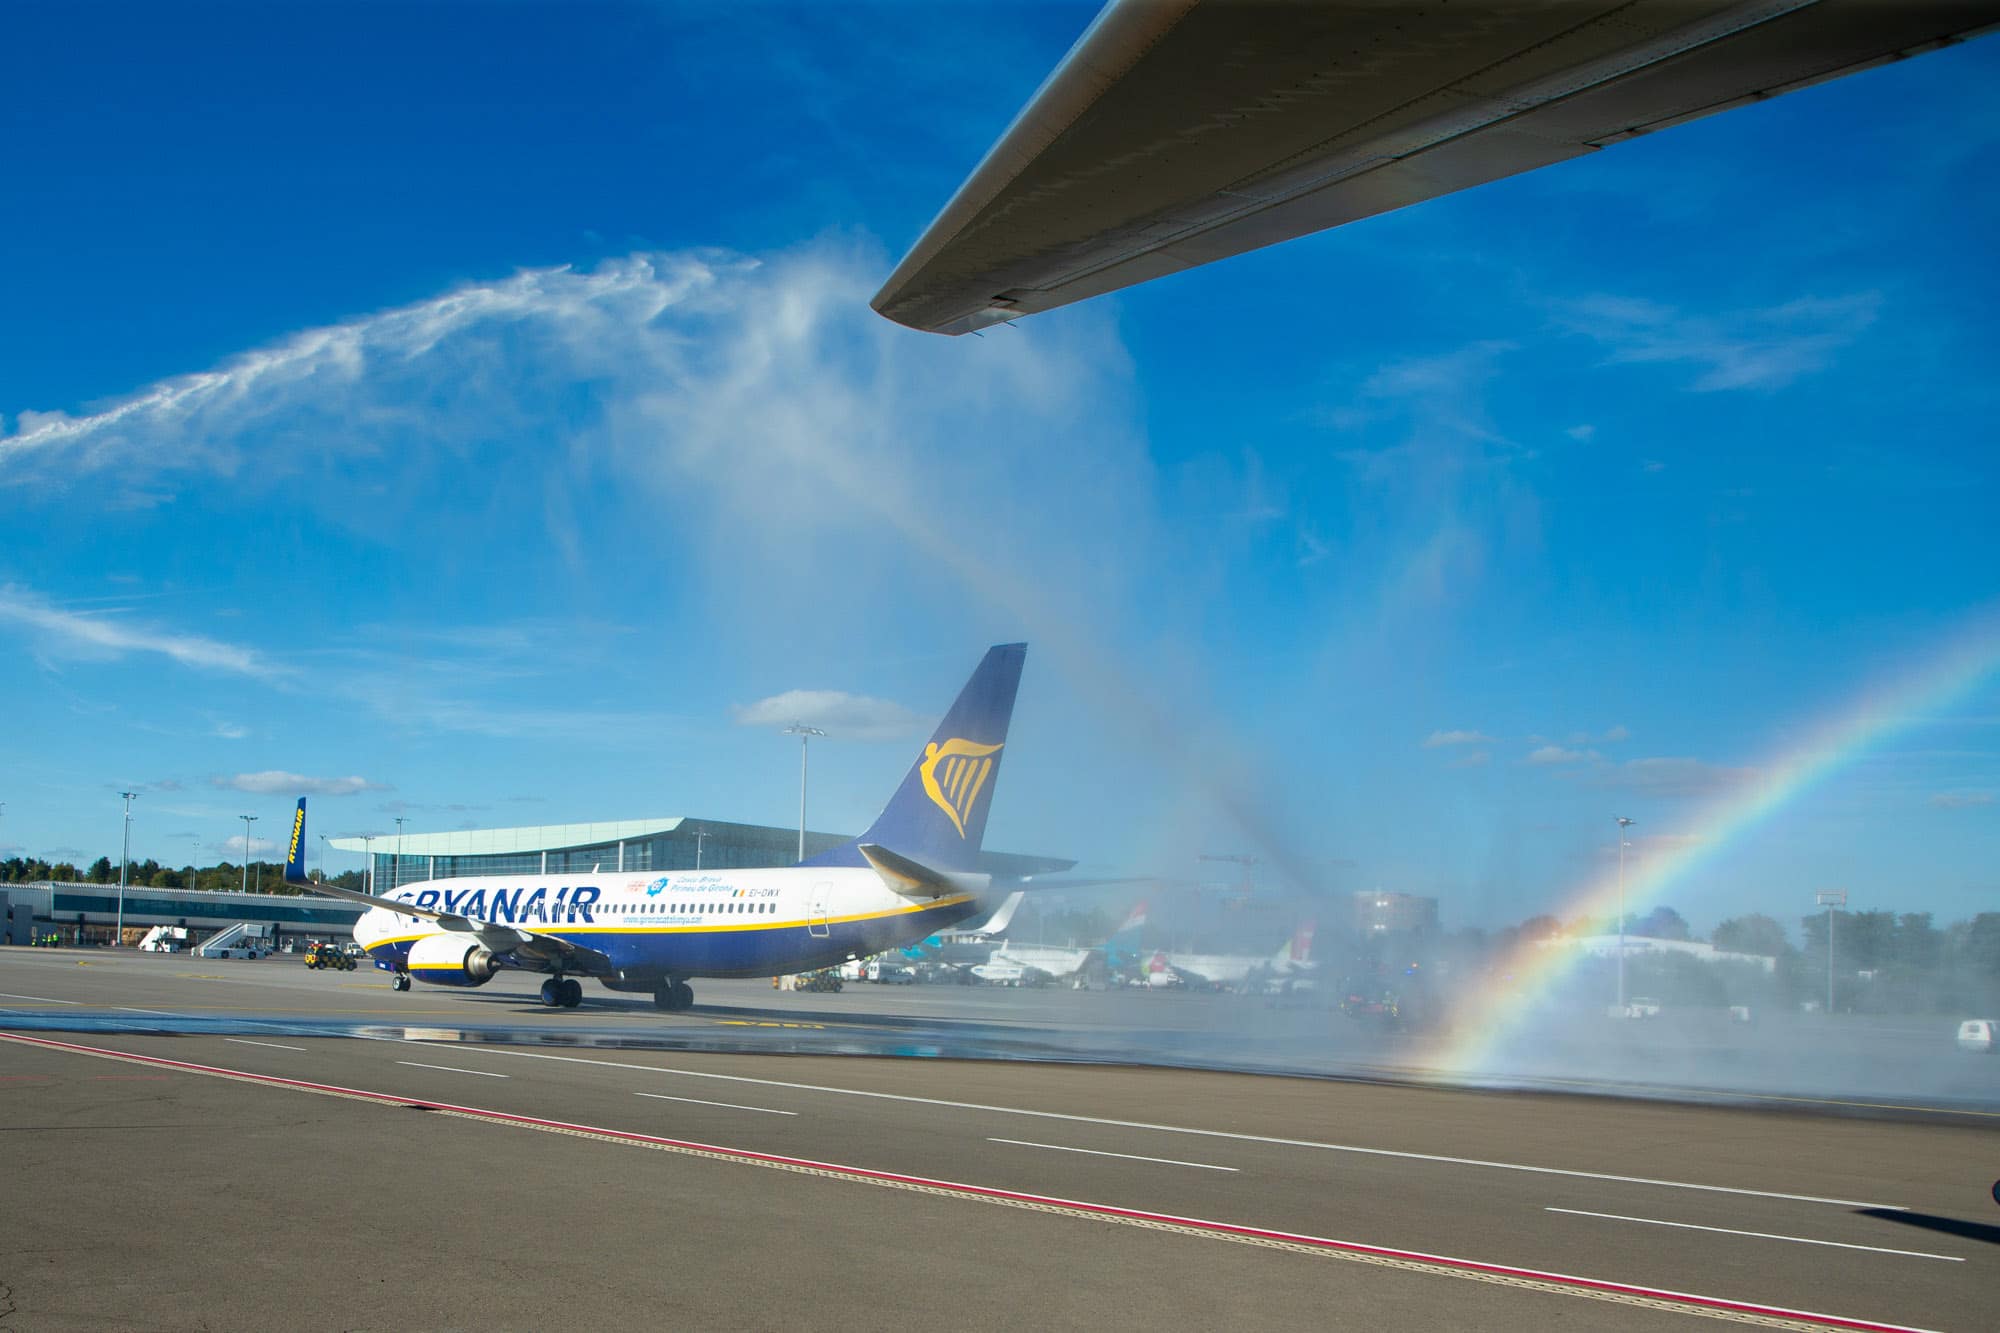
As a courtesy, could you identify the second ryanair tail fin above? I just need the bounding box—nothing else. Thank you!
[802,643,1026,873]
[284,798,309,885]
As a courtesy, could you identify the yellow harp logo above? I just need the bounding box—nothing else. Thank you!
[920,738,1004,838]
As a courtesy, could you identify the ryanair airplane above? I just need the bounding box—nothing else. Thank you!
[285,644,1027,1011]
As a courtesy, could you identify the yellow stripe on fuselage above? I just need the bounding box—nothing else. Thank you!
[365,894,974,951]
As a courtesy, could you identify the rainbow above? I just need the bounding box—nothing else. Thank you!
[1429,608,2000,1076]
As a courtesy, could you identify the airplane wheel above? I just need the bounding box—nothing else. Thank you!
[393,973,411,992]
[540,978,564,1007]
[671,980,694,1010]
[653,983,676,1012]
[561,979,583,1008]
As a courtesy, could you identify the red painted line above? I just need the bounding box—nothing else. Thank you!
[0,1031,1935,1333]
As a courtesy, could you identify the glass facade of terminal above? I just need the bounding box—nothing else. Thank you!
[371,822,850,891]
[365,818,1071,891]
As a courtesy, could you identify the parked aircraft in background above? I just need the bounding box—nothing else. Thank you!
[973,900,1150,986]
[1144,922,1317,992]
[289,644,1031,1011]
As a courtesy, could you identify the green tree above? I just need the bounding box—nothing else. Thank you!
[1633,905,1691,941]
[87,856,114,884]
[1713,913,1790,957]
[1892,913,1941,972]
[1517,915,1561,941]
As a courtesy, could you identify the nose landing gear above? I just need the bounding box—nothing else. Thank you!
[392,972,411,992]
[540,976,583,1008]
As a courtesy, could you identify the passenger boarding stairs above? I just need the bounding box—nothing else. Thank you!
[194,922,265,957]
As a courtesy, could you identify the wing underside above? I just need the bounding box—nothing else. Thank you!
[874,0,2000,335]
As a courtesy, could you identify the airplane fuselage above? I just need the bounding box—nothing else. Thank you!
[356,866,980,984]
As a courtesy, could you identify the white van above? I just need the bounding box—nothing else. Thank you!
[1956,1019,1996,1053]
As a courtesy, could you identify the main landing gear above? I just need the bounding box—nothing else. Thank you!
[653,978,694,1012]
[540,976,584,1009]
[392,972,411,992]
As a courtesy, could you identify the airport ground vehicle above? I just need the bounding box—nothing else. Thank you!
[796,968,843,993]
[1957,1019,1997,1053]
[304,941,356,971]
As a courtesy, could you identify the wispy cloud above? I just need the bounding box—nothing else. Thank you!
[1593,756,1758,798]
[1556,292,1880,392]
[0,256,716,483]
[1929,790,1994,809]
[0,583,278,678]
[1424,729,1495,748]
[1566,725,1629,745]
[1450,749,1491,769]
[1526,744,1596,765]
[734,689,927,742]
[214,772,388,797]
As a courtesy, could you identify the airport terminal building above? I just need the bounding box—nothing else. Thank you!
[2,817,1068,948]
[330,815,1070,893]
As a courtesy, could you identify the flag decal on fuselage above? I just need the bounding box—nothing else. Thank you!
[919,737,1003,837]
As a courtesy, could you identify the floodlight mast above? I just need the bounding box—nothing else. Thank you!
[117,792,138,945]
[781,724,826,862]
[1615,817,1635,1012]
[1815,889,1847,1015]
[239,815,257,894]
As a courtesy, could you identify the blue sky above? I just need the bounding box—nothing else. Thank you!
[3,2,1995,934]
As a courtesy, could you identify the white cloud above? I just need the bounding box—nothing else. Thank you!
[212,721,250,740]
[1929,790,1994,809]
[734,689,927,742]
[1424,729,1495,748]
[214,771,387,797]
[0,583,277,678]
[1526,744,1594,765]
[1557,292,1880,392]
[1594,756,1757,798]
[1565,424,1595,442]
[1565,725,1629,745]
[1450,750,1491,769]
[214,835,279,859]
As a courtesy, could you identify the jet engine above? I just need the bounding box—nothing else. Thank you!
[406,933,499,987]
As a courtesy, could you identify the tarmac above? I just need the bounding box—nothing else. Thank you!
[2,947,1995,1331]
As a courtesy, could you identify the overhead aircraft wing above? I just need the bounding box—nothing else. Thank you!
[874,0,2000,335]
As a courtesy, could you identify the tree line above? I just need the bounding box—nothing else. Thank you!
[0,856,365,894]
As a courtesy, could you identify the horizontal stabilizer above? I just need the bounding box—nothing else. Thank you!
[858,843,990,900]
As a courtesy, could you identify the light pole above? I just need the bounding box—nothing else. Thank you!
[692,825,710,870]
[317,833,328,884]
[782,724,826,862]
[394,816,407,892]
[363,835,375,893]
[1615,816,1635,1012]
[188,835,203,892]
[239,815,257,894]
[117,791,137,945]
[1815,889,1847,1015]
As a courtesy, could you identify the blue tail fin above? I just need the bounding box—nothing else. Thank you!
[802,644,1026,873]
[284,798,309,885]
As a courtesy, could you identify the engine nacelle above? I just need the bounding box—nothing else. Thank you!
[407,934,499,988]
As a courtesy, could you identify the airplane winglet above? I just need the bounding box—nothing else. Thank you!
[974,889,1025,935]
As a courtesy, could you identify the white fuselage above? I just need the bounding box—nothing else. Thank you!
[355,865,977,980]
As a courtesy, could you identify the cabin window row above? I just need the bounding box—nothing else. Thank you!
[632,901,776,916]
